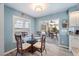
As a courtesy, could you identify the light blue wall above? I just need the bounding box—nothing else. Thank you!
[69,4,79,12]
[35,11,69,47]
[4,5,35,52]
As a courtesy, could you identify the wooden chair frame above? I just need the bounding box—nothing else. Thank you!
[15,34,31,56]
[34,35,47,56]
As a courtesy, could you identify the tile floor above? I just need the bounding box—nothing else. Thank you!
[6,37,73,56]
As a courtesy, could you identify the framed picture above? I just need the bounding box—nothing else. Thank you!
[62,20,68,28]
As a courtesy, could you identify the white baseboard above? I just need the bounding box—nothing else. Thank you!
[58,44,69,49]
[4,48,17,55]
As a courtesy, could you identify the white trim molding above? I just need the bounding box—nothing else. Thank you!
[0,4,4,56]
[4,48,17,55]
[58,44,69,49]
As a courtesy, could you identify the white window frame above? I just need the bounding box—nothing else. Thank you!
[14,20,24,28]
[12,15,31,43]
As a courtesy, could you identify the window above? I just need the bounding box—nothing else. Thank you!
[13,16,30,29]
[13,15,30,42]
[15,20,24,28]
[25,22,30,28]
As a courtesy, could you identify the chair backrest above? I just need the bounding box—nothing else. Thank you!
[41,35,46,51]
[15,34,22,52]
[21,32,28,37]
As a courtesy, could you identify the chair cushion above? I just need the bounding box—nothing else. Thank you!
[33,42,41,48]
[22,43,31,50]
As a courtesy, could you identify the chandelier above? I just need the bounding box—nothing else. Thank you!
[32,3,47,13]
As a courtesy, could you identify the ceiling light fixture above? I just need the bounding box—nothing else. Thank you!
[35,5,43,12]
[32,3,47,13]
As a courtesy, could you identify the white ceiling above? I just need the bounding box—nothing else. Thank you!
[5,3,78,18]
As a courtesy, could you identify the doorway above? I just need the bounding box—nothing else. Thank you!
[40,19,59,45]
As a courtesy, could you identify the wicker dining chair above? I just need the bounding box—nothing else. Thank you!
[15,34,31,55]
[33,35,47,56]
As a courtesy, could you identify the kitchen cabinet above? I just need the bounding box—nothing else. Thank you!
[69,35,79,55]
[69,11,79,27]
[69,11,79,55]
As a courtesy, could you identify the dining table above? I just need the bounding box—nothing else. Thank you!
[22,35,41,53]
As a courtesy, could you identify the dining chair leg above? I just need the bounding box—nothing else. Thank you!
[16,52,21,56]
[40,49,43,56]
[16,51,20,56]
[21,52,23,56]
[45,48,47,54]
[16,52,18,56]
[41,52,43,56]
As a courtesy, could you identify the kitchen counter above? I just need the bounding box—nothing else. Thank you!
[69,32,79,36]
[69,33,79,56]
